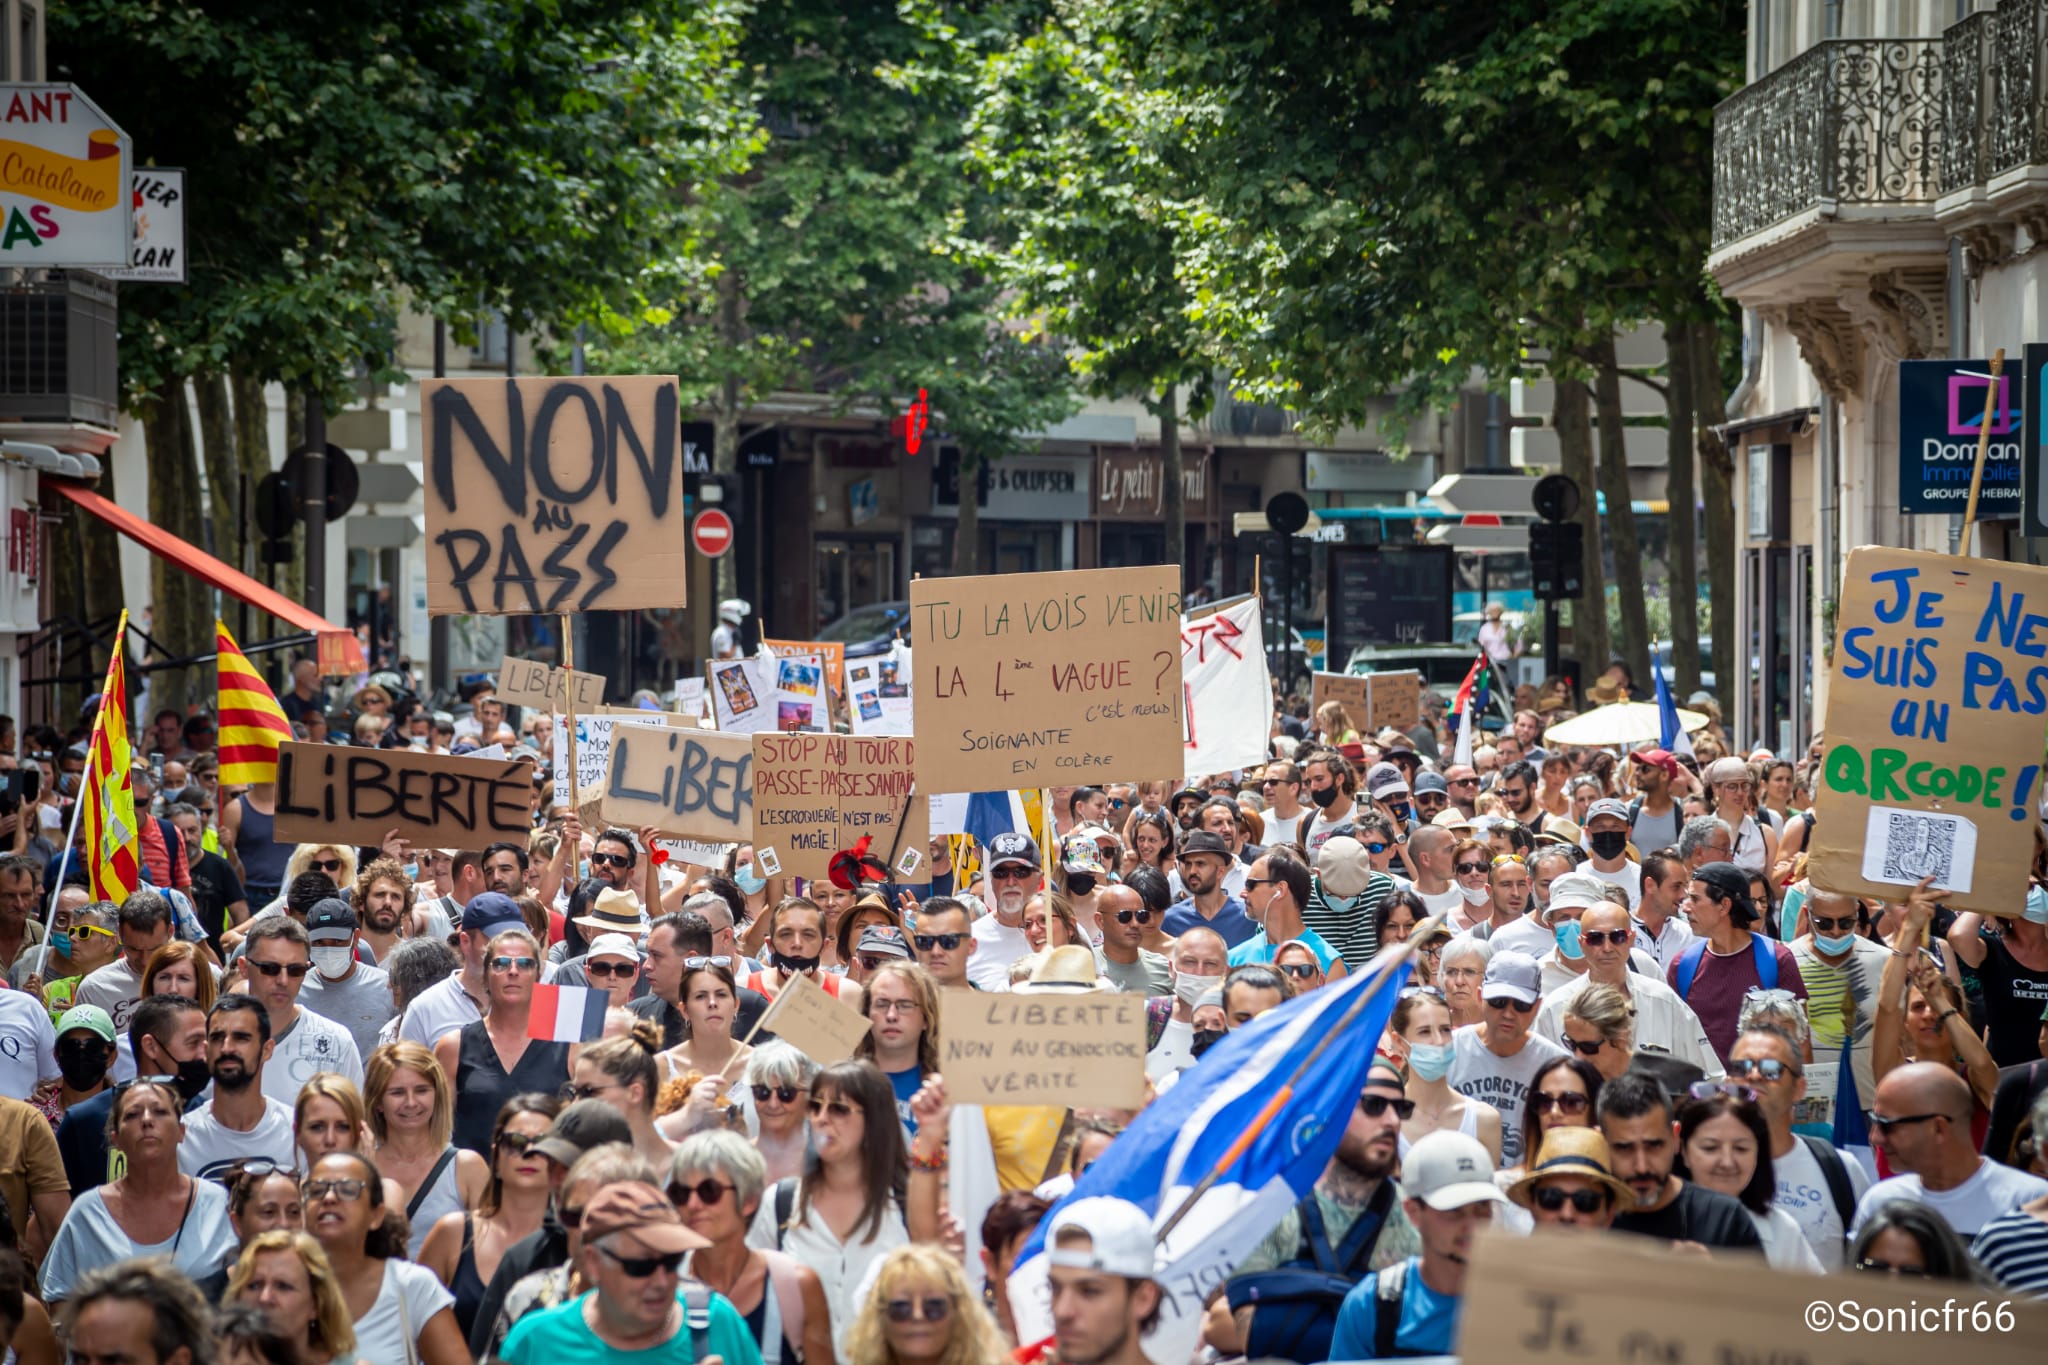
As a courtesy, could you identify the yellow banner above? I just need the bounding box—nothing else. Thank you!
[0,130,121,212]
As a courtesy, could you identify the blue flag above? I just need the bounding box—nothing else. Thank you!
[1653,650,1695,757]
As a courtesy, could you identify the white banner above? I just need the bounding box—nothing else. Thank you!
[1181,596,1271,777]
[846,642,913,736]
[552,713,676,808]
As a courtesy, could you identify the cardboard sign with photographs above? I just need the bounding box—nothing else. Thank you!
[751,733,926,879]
[424,375,686,615]
[910,565,1185,791]
[274,742,535,847]
[1809,546,2048,915]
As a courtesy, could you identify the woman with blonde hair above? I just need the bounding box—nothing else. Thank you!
[418,1093,560,1342]
[227,1228,357,1365]
[567,1017,673,1164]
[434,926,573,1156]
[1560,982,1637,1083]
[1314,699,1360,745]
[142,939,218,1013]
[294,1074,404,1210]
[842,1243,1009,1365]
[364,1040,488,1258]
[285,843,359,897]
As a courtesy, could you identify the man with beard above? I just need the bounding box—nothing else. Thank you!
[350,856,414,964]
[57,993,209,1195]
[482,840,529,897]
[1297,747,1361,855]
[1598,1071,1763,1250]
[968,832,1041,990]
[1163,831,1255,948]
[1493,761,1546,834]
[1212,1061,1421,1360]
[1626,747,1683,853]
[175,992,296,1181]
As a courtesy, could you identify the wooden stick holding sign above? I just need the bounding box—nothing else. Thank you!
[562,614,583,814]
[733,970,869,1069]
[1963,348,2007,554]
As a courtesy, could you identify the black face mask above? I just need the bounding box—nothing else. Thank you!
[1385,802,1413,825]
[1191,1027,1227,1058]
[1310,786,1341,810]
[55,1041,109,1091]
[172,1056,212,1103]
[1588,830,1629,860]
[1066,873,1097,897]
[771,949,821,976]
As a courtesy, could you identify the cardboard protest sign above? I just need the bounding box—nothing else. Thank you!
[1310,671,1368,721]
[845,646,913,736]
[552,714,675,810]
[1182,596,1270,776]
[424,375,686,615]
[770,652,827,733]
[601,725,754,845]
[497,656,605,712]
[751,733,926,879]
[1457,1226,2046,1365]
[746,970,868,1063]
[940,991,1147,1108]
[274,742,533,847]
[675,678,707,721]
[708,657,777,734]
[911,566,1184,791]
[1810,547,2048,914]
[764,637,847,703]
[1309,670,1420,733]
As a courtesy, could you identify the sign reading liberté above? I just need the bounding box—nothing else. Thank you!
[0,85,133,268]
[910,565,1185,792]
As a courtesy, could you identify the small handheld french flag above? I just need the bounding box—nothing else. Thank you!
[528,983,610,1043]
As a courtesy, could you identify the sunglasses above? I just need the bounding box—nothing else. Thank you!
[489,955,539,973]
[1113,909,1154,924]
[1810,915,1858,934]
[498,1131,545,1154]
[589,851,632,869]
[599,1244,685,1278]
[1579,929,1632,948]
[301,1177,366,1201]
[1358,1094,1416,1120]
[1869,1111,1945,1133]
[1728,1057,1800,1082]
[72,924,116,942]
[1532,1091,1590,1115]
[1484,996,1537,1014]
[559,1204,587,1230]
[1563,1036,1606,1057]
[1689,1080,1761,1104]
[1259,778,1291,789]
[886,1296,953,1324]
[1855,1258,1930,1277]
[857,955,903,973]
[560,1082,614,1101]
[1278,961,1319,979]
[1364,842,1391,856]
[1450,778,1479,787]
[669,1179,735,1207]
[1531,1185,1609,1214]
[990,866,1036,881]
[1454,862,1488,876]
[682,956,733,969]
[309,858,344,873]
[913,934,963,951]
[247,960,311,978]
[1491,854,1526,867]
[585,961,637,979]
[808,1098,856,1119]
[753,1084,805,1105]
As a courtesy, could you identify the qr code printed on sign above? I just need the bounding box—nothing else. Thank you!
[1879,812,1957,884]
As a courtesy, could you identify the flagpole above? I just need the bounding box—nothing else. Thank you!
[561,614,580,818]
[35,787,89,981]
[1152,919,1439,1243]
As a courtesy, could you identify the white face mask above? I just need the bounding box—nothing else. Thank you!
[310,946,353,979]
[1174,971,1224,1006]
[1459,883,1492,906]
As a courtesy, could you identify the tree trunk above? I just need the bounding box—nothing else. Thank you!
[230,365,282,639]
[1553,373,1609,679]
[194,372,242,642]
[143,381,208,720]
[1691,319,1738,702]
[1593,336,1651,691]
[1159,381,1186,584]
[953,451,981,575]
[1663,319,1701,697]
[711,265,743,606]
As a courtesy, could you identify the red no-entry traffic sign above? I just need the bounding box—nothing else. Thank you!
[691,508,735,559]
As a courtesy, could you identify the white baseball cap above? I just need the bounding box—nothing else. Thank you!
[585,932,643,964]
[1403,1130,1511,1212]
[1544,872,1610,917]
[1046,1197,1156,1277]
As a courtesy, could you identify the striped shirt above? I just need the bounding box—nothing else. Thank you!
[1973,1208,2048,1298]
[1300,871,1394,971]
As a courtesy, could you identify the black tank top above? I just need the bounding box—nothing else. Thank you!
[451,1213,488,1342]
[450,1021,571,1155]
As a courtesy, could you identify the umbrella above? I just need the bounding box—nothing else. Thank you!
[1542,701,1707,748]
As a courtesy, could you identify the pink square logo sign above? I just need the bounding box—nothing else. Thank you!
[1948,372,2017,436]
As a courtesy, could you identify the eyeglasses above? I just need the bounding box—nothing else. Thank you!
[1358,1094,1416,1120]
[669,1179,736,1207]
[753,1084,804,1105]
[682,956,733,969]
[886,1296,953,1324]
[913,934,963,951]
[1484,996,1537,1014]
[1689,1081,1761,1104]
[301,1177,366,1201]
[489,955,538,973]
[1400,985,1447,1001]
[1532,1091,1590,1115]
[560,1081,616,1102]
[1113,909,1154,924]
[309,858,344,874]
[1728,1058,1800,1082]
[990,866,1036,881]
[598,1243,685,1278]
[498,1131,545,1154]
[1278,962,1319,979]
[1870,1111,1946,1133]
[589,851,632,869]
[1855,1258,1930,1277]
[247,960,311,979]
[585,961,637,979]
[1455,862,1488,876]
[1578,929,1632,948]
[870,997,920,1016]
[1259,778,1291,789]
[1562,1036,1606,1057]
[1532,1185,1609,1214]
[808,1098,856,1119]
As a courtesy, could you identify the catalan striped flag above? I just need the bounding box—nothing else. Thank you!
[83,610,140,902]
[215,621,293,785]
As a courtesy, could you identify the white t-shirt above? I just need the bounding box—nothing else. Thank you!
[1259,808,1306,847]
[1582,861,1642,909]
[1304,803,1358,856]
[966,916,1030,992]
[1752,1206,1825,1272]
[748,1191,908,1356]
[1167,862,1249,902]
[1485,914,1555,959]
[40,1180,239,1302]
[74,959,143,1032]
[261,1007,364,1110]
[1773,1136,1872,1270]
[1446,1026,1567,1168]
[396,970,485,1046]
[0,987,57,1098]
[1852,1160,2048,1239]
[1417,885,1465,919]
[177,1096,298,1180]
[354,1258,455,1365]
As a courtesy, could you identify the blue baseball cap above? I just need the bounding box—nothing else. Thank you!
[461,891,526,937]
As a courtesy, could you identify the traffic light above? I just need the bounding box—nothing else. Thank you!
[1528,520,1584,601]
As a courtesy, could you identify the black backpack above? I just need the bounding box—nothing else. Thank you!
[1223,1178,1396,1362]
[1799,1133,1857,1234]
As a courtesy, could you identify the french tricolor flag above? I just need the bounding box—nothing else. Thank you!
[528,983,610,1043]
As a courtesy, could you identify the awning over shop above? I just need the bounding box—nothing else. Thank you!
[49,480,367,673]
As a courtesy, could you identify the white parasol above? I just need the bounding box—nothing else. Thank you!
[1541,701,1708,749]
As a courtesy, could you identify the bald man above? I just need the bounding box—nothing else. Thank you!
[1851,1062,2048,1238]
[1148,926,1230,1080]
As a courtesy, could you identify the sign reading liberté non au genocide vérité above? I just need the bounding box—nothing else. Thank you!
[910,565,1185,792]
[425,375,687,615]
[1809,546,2048,915]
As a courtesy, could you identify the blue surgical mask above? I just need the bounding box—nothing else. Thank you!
[49,930,70,957]
[1555,920,1584,961]
[401,862,418,882]
[1406,1041,1455,1082]
[735,867,767,896]
[578,859,590,879]
[1815,932,1858,956]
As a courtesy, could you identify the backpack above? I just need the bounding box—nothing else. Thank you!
[1224,1179,1396,1363]
[676,1283,713,1362]
[1670,934,1779,1001]
[1371,1258,1430,1358]
[771,1176,798,1250]
[1798,1134,1856,1235]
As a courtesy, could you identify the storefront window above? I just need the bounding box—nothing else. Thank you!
[815,537,898,632]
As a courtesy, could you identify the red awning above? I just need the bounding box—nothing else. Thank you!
[50,480,368,673]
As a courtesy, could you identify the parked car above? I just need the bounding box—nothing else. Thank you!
[816,600,912,658]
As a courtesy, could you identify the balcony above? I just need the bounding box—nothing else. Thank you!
[1936,0,2048,251]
